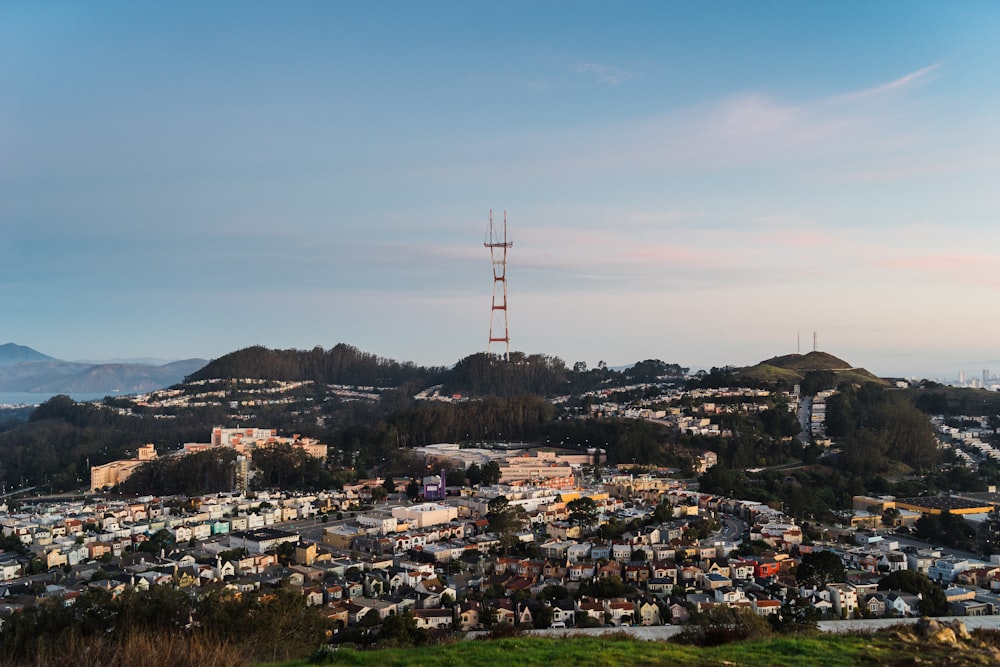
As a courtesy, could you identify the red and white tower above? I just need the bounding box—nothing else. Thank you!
[484,209,513,360]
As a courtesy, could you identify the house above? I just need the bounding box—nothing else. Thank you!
[752,598,782,616]
[753,557,781,579]
[863,592,887,618]
[604,598,636,626]
[457,601,482,631]
[577,598,605,624]
[885,591,921,617]
[667,601,690,624]
[413,608,454,630]
[638,599,661,625]
[826,584,858,619]
[550,599,576,627]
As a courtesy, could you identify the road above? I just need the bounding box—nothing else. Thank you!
[718,515,746,543]
[797,395,811,444]
[469,615,1000,641]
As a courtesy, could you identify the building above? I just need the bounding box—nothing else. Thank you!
[90,444,157,491]
[185,427,328,459]
[391,503,458,529]
[228,528,299,554]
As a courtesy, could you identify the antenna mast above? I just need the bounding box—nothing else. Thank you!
[484,209,513,360]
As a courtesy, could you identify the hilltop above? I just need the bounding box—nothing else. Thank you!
[0,343,54,367]
[735,351,886,386]
[0,342,206,394]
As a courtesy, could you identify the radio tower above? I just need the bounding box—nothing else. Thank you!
[484,209,513,360]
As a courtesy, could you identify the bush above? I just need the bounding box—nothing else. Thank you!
[673,606,772,647]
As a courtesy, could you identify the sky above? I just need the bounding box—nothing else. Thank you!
[3,2,1000,379]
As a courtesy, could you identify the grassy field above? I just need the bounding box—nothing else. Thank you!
[265,632,992,667]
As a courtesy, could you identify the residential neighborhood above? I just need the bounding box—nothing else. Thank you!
[6,449,1000,639]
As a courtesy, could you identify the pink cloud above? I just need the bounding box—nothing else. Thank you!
[875,254,1000,286]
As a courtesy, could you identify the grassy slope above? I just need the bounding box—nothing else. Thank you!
[270,634,980,667]
[736,351,887,386]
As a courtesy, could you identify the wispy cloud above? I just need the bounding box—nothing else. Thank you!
[573,62,635,86]
[873,253,1000,287]
[838,62,943,101]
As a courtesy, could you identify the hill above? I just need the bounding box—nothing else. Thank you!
[0,342,54,367]
[187,344,443,387]
[736,351,886,387]
[759,351,853,371]
[0,358,206,394]
[281,629,1000,667]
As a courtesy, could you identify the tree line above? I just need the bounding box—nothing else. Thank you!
[186,343,446,387]
[826,384,939,474]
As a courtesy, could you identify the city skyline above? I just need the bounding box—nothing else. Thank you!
[3,2,1000,378]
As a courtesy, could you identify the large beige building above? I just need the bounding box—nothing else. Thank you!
[391,502,458,528]
[184,426,328,459]
[90,444,157,491]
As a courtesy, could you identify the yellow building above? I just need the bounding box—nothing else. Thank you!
[90,444,157,492]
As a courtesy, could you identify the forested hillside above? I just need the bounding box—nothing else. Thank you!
[187,344,445,387]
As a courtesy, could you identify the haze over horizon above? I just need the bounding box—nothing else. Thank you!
[3,2,1000,380]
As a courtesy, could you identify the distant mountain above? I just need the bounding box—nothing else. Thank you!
[0,343,55,367]
[0,358,207,394]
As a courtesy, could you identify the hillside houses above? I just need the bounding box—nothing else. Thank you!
[3,470,1000,639]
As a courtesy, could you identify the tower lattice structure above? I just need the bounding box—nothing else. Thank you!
[484,209,513,360]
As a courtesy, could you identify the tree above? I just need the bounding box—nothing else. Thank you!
[769,597,819,634]
[487,495,527,552]
[981,508,1000,556]
[676,605,771,646]
[882,507,901,528]
[795,551,846,587]
[375,611,430,647]
[652,498,674,523]
[567,497,599,531]
[481,460,502,486]
[878,570,947,616]
[370,486,387,502]
[533,605,553,629]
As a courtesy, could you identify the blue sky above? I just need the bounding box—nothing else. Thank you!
[3,2,1000,378]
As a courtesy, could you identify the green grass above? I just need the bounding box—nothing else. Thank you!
[264,633,981,667]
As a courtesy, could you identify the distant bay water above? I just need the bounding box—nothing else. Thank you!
[0,392,114,407]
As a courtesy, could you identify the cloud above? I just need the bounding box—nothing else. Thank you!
[873,254,1000,287]
[573,62,635,86]
[838,63,943,101]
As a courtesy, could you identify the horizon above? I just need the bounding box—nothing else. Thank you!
[4,3,1000,381]
[3,339,996,383]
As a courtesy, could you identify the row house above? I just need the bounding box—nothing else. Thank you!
[929,557,972,583]
[413,608,453,629]
[647,577,673,596]
[577,598,605,624]
[604,598,636,625]
[566,542,592,563]
[543,559,566,579]
[827,583,858,618]
[714,586,746,604]
[957,565,1000,589]
[623,564,650,584]
[0,554,23,581]
[551,599,576,627]
[651,560,678,582]
[567,562,597,581]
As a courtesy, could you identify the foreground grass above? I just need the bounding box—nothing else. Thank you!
[268,633,936,667]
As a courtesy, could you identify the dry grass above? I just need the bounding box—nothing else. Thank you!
[0,631,252,667]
